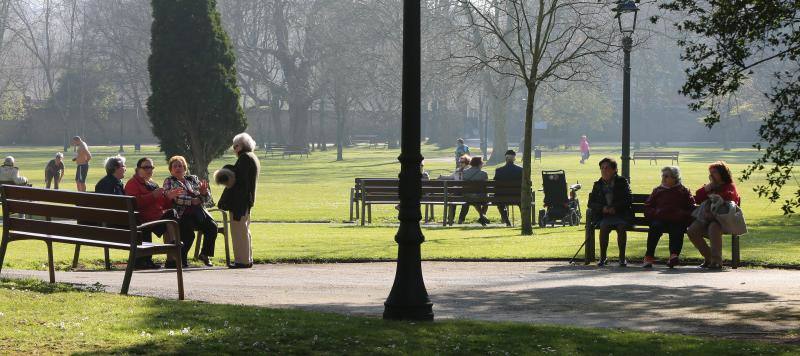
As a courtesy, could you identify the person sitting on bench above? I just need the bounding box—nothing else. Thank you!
[494,150,522,226]
[458,156,490,226]
[163,155,217,268]
[642,166,695,268]
[125,157,184,270]
[587,157,633,267]
[687,161,741,270]
[0,156,28,185]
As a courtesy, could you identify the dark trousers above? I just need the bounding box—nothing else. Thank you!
[645,220,687,257]
[178,210,218,262]
[496,204,521,225]
[137,210,175,265]
[457,203,487,223]
[599,225,627,261]
[45,171,60,189]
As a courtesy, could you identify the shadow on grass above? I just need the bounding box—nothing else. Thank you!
[68,293,798,355]
[0,277,104,293]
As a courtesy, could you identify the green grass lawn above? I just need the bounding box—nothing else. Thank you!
[1,278,797,355]
[1,144,798,269]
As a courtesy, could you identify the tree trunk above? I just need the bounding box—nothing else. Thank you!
[319,96,327,151]
[520,83,537,235]
[487,94,508,164]
[269,96,284,145]
[336,110,345,161]
[289,99,311,147]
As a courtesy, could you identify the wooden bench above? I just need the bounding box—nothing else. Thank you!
[282,145,310,158]
[262,143,289,158]
[356,179,446,225]
[632,151,680,165]
[583,193,741,268]
[349,135,385,148]
[0,185,186,299]
[355,179,535,226]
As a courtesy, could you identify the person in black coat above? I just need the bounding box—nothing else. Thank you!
[217,133,261,269]
[95,156,126,196]
[493,150,523,226]
[587,157,633,267]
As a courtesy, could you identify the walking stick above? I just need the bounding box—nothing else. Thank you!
[569,241,586,264]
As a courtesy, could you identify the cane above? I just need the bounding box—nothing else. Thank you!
[569,241,586,264]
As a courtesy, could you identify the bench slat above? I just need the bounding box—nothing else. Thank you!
[7,218,134,244]
[4,200,136,226]
[2,185,133,210]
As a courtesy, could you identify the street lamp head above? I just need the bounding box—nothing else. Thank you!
[613,0,639,35]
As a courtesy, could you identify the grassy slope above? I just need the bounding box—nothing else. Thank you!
[1,278,797,355]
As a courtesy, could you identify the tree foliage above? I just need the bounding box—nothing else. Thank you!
[656,0,800,214]
[147,0,246,178]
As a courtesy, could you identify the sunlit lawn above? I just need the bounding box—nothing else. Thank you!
[1,278,798,355]
[1,144,798,269]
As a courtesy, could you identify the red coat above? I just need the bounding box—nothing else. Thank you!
[124,175,171,223]
[644,184,696,224]
[695,182,741,206]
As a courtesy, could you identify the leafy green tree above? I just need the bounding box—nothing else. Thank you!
[656,0,800,214]
[147,0,246,178]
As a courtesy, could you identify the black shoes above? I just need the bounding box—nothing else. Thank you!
[228,262,253,269]
[133,259,161,270]
[198,254,213,267]
[597,258,608,267]
[164,260,189,269]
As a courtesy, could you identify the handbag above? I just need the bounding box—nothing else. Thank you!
[713,201,747,235]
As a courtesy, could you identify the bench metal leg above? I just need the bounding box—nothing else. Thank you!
[584,221,596,264]
[175,245,185,300]
[732,235,740,269]
[222,215,231,266]
[71,245,81,269]
[120,249,137,296]
[0,236,8,276]
[368,205,372,223]
[104,248,112,270]
[349,189,355,221]
[194,230,202,260]
[361,202,367,226]
[46,241,55,283]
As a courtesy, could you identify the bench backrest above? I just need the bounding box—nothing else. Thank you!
[1,185,140,245]
[358,179,532,205]
[633,151,679,157]
[630,193,649,226]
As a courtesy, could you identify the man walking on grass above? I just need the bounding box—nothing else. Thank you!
[71,136,92,192]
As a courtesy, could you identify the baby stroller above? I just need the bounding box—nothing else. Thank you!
[538,170,582,227]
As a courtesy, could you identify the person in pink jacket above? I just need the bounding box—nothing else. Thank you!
[579,135,590,164]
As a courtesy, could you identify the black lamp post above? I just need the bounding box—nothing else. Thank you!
[383,0,433,321]
[118,96,125,153]
[614,0,638,180]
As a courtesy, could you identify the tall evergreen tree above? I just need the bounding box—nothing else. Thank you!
[147,0,246,178]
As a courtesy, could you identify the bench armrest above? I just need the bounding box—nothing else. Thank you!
[137,219,181,244]
[206,208,229,222]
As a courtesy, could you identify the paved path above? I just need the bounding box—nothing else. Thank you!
[4,262,800,337]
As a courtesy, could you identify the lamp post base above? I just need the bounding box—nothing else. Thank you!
[383,302,434,321]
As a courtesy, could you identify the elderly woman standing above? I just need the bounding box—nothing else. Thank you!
[163,156,217,268]
[642,166,696,268]
[217,133,260,269]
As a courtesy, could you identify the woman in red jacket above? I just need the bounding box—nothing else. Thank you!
[124,157,183,269]
[687,161,741,270]
[643,166,695,268]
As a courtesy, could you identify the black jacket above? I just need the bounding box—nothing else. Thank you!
[587,175,633,225]
[494,162,523,182]
[219,151,260,220]
[95,174,124,196]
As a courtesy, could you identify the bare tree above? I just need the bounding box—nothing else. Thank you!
[454,0,618,234]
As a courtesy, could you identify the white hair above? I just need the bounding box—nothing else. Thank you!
[233,132,256,153]
[104,155,126,175]
[55,152,64,159]
[662,166,682,184]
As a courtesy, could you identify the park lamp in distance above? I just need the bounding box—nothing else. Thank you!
[613,0,639,35]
